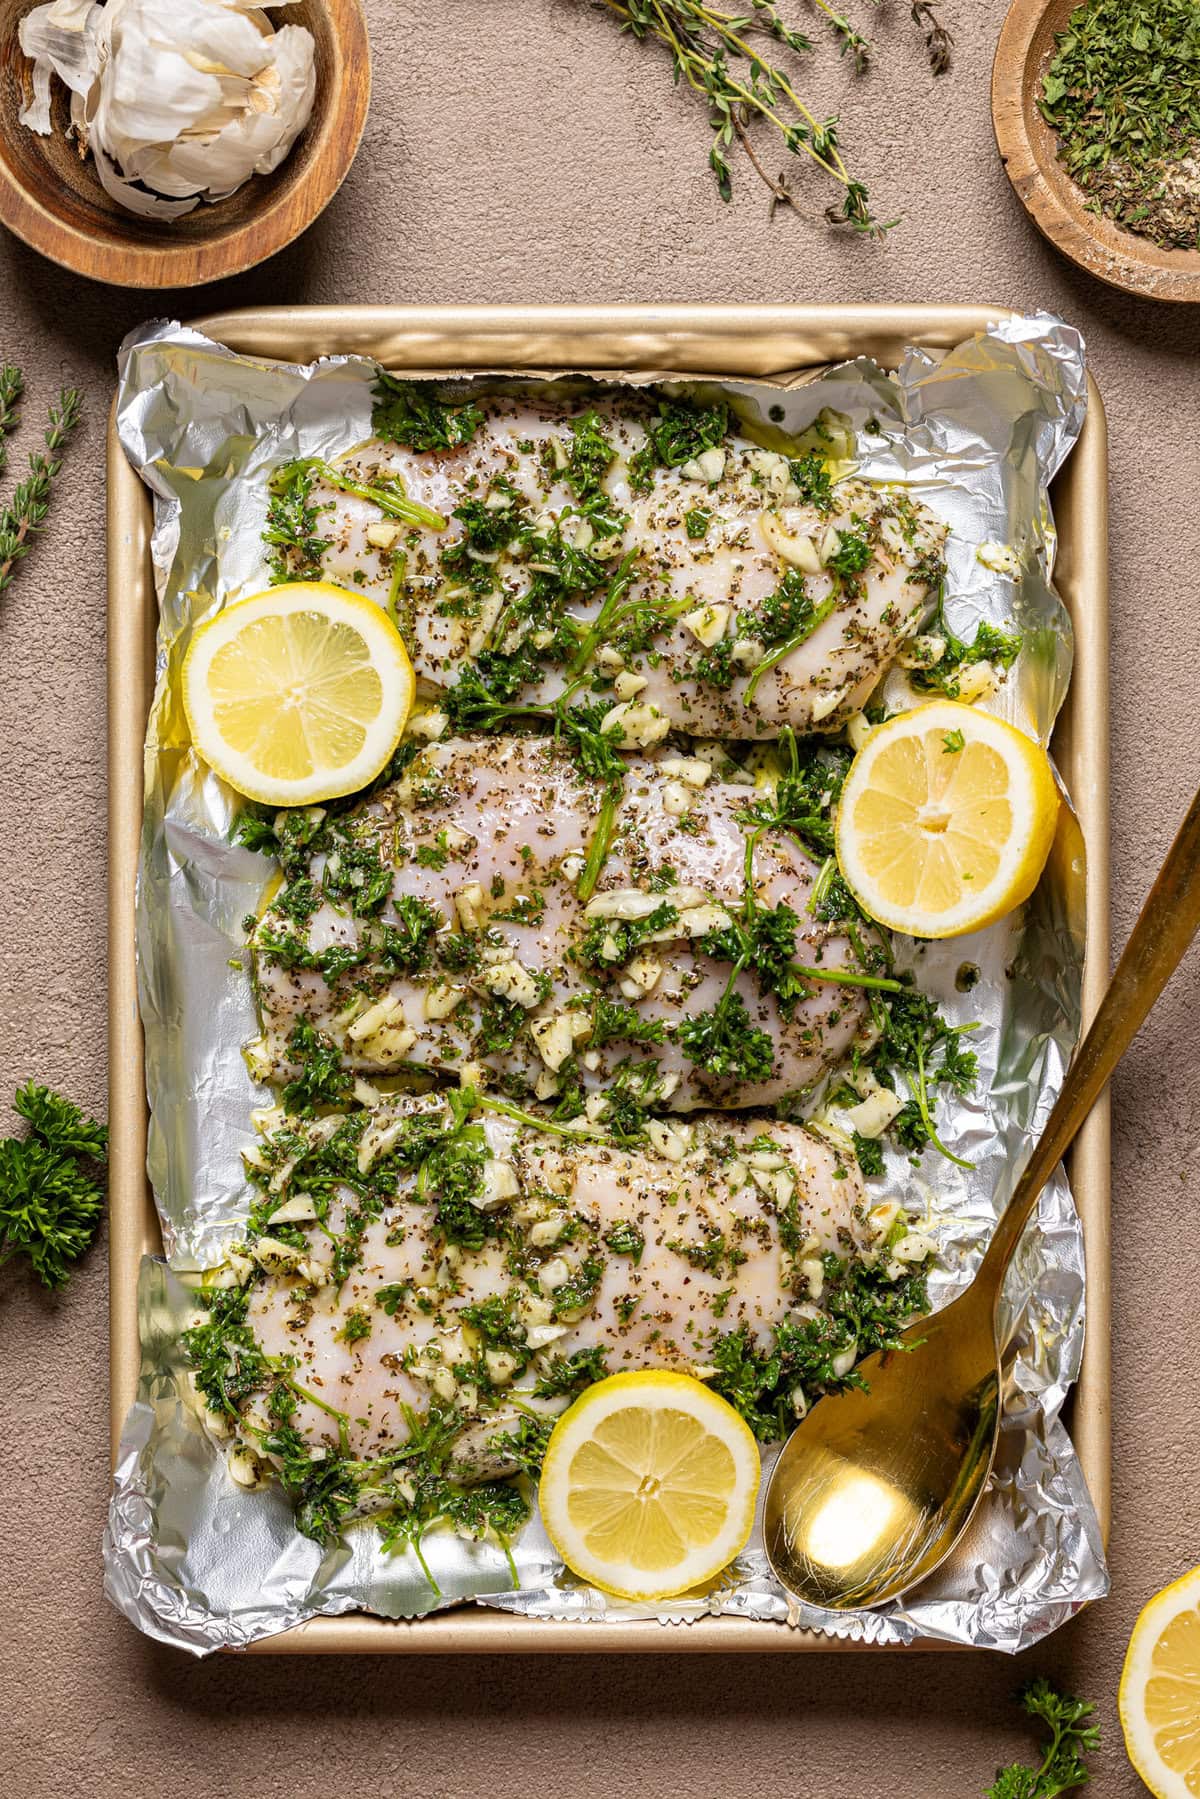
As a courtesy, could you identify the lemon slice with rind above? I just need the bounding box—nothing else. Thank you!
[182,582,414,805]
[834,699,1059,939]
[538,1371,761,1602]
[1120,1566,1200,1796]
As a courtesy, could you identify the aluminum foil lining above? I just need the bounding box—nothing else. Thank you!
[104,313,1108,1655]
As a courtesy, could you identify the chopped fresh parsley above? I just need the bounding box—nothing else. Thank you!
[564,410,617,505]
[708,1252,929,1438]
[460,1291,529,1355]
[411,1106,492,1248]
[376,1281,412,1316]
[666,1230,747,1277]
[577,902,678,969]
[693,637,738,690]
[788,451,834,513]
[590,996,667,1050]
[263,461,331,583]
[604,1219,645,1264]
[677,991,775,1084]
[629,395,729,492]
[450,490,524,553]
[488,1413,554,1477]
[697,897,810,1015]
[851,1132,886,1177]
[738,727,849,861]
[372,376,484,452]
[532,1345,609,1398]
[752,567,820,647]
[912,601,1022,699]
[826,525,872,578]
[548,1256,605,1317]
[337,1307,373,1345]
[323,835,394,917]
[282,1020,354,1117]
[865,987,979,1166]
[415,831,450,871]
[377,895,442,972]
[183,1285,271,1417]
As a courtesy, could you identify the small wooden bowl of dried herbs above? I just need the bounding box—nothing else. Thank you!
[993,0,1200,303]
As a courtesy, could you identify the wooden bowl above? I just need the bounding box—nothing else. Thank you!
[0,0,370,288]
[993,0,1200,304]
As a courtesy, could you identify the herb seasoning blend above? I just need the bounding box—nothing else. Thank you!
[1040,0,1200,250]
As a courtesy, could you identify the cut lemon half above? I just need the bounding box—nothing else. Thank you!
[834,700,1059,938]
[1120,1566,1200,1796]
[182,582,414,806]
[538,1371,761,1602]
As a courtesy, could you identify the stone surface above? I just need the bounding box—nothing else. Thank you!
[1,1,1199,1793]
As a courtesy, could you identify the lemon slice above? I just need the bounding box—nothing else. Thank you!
[538,1372,761,1601]
[1120,1566,1200,1796]
[834,699,1059,939]
[182,582,414,805]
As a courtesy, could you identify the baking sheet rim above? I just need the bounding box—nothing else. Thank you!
[105,302,1111,1656]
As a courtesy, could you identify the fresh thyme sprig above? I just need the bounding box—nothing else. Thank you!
[0,385,82,599]
[0,365,23,479]
[597,0,888,233]
[911,1,953,77]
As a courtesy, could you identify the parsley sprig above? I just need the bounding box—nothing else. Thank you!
[0,1082,107,1289]
[263,461,332,582]
[985,1680,1099,1798]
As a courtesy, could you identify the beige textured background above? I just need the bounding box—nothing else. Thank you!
[1,2,1199,1793]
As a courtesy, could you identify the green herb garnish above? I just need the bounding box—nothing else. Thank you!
[708,1252,929,1438]
[0,1083,107,1289]
[912,601,1021,699]
[984,1679,1099,1797]
[596,2,899,232]
[263,461,332,582]
[372,377,484,452]
[0,382,81,601]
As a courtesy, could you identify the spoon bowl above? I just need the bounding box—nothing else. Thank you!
[765,1286,1000,1609]
[766,783,1200,1612]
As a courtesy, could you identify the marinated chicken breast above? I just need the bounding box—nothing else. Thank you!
[224,1094,920,1478]
[281,390,947,739]
[248,735,875,1115]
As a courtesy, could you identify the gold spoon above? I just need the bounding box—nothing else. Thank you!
[764,786,1200,1612]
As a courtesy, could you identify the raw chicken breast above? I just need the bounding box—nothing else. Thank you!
[281,390,947,739]
[248,735,874,1114]
[234,1096,884,1471]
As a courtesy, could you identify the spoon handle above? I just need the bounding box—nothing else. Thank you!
[978,784,1200,1295]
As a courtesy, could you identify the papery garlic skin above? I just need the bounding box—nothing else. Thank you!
[19,0,316,219]
[18,0,99,136]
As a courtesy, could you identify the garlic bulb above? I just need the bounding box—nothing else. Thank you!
[19,0,317,219]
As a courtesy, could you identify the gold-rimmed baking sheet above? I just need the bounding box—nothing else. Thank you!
[107,304,1110,1655]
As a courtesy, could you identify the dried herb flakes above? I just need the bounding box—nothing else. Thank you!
[1040,0,1200,250]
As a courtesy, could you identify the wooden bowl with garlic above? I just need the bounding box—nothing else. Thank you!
[0,0,369,288]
